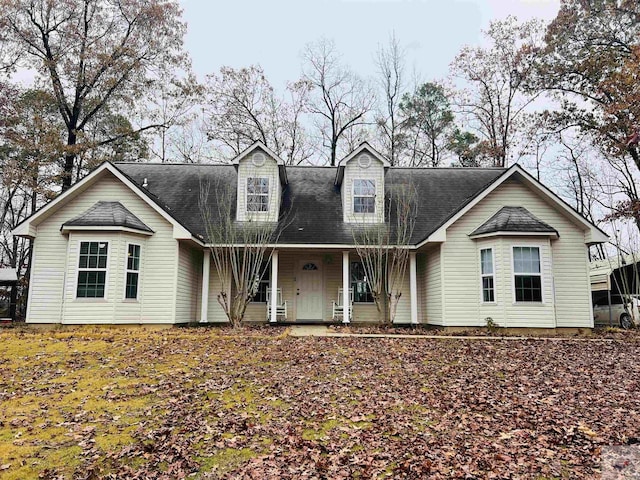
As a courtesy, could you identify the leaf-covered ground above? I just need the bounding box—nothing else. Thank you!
[0,327,639,479]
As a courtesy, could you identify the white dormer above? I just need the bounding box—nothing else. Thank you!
[335,143,390,223]
[233,142,287,222]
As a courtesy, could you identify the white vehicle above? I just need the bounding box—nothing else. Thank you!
[593,295,639,329]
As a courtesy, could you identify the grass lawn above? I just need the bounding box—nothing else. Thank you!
[0,327,639,479]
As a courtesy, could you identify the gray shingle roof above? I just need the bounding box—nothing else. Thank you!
[62,201,153,233]
[469,206,558,237]
[114,163,506,245]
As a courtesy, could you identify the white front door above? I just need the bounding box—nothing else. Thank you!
[296,259,323,320]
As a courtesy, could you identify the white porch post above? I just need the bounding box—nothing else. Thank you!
[270,250,279,323]
[409,251,418,325]
[200,250,210,323]
[342,251,350,324]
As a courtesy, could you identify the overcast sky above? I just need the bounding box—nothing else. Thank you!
[181,0,561,87]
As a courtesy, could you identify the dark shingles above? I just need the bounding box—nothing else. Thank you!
[469,206,558,237]
[62,201,153,233]
[114,163,506,244]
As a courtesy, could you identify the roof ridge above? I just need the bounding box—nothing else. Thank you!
[112,162,507,171]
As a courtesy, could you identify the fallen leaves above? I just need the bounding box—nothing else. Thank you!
[0,327,639,478]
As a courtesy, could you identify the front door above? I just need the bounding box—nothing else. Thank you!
[296,259,323,320]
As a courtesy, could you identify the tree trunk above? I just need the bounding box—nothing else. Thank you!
[62,129,78,191]
[330,138,338,166]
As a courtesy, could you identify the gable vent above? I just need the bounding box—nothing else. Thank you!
[358,154,372,168]
[252,152,266,167]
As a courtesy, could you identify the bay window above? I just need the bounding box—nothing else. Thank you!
[513,246,542,302]
[480,248,495,303]
[77,241,108,298]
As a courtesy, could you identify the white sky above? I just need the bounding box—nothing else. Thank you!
[181,0,561,87]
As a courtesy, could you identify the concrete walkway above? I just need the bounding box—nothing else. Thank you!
[288,325,616,341]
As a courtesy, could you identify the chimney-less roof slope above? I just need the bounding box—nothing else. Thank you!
[114,163,506,244]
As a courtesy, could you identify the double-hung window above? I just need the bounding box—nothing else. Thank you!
[125,244,141,299]
[513,246,542,302]
[77,241,108,298]
[350,261,374,303]
[480,248,495,303]
[247,177,269,212]
[251,261,270,303]
[353,179,375,214]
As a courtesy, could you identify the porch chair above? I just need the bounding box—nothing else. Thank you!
[332,287,354,323]
[265,287,287,322]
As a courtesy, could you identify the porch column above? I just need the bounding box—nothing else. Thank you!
[200,250,210,323]
[270,250,279,323]
[342,251,350,324]
[409,251,418,325]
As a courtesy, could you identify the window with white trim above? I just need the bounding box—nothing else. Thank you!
[77,241,108,298]
[251,261,270,303]
[125,244,141,299]
[513,246,542,302]
[350,261,374,303]
[247,177,269,212]
[480,248,495,303]
[353,179,376,213]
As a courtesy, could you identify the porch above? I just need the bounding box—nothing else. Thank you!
[199,249,419,325]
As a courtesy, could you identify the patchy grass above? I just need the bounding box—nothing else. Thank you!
[0,326,639,478]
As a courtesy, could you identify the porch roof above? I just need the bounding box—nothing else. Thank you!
[114,163,506,246]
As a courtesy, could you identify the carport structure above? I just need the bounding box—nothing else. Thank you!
[590,254,640,326]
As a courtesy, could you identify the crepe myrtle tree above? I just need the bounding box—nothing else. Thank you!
[198,180,291,327]
[350,182,418,325]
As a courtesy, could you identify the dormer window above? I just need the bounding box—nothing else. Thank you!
[247,177,269,212]
[353,179,376,214]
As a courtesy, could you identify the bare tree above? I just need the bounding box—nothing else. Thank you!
[205,65,313,165]
[451,16,544,167]
[302,38,374,166]
[144,70,204,163]
[0,0,188,190]
[351,182,418,324]
[198,181,290,327]
[375,33,406,165]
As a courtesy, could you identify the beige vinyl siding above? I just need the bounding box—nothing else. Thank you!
[278,251,296,319]
[27,231,67,323]
[393,270,411,324]
[114,235,144,324]
[206,265,228,323]
[550,225,593,328]
[476,240,504,327]
[441,177,591,328]
[416,253,426,322]
[236,148,281,223]
[424,244,443,325]
[176,243,202,323]
[28,171,177,324]
[343,153,385,223]
[324,254,343,322]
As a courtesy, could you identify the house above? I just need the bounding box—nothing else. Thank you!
[12,142,608,328]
